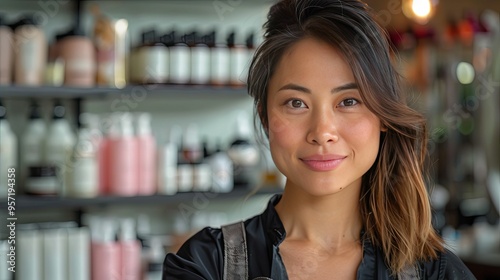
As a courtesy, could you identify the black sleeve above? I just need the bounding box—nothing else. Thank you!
[423,249,477,280]
[442,250,477,280]
[162,227,224,280]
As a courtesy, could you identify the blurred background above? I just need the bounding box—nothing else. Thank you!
[0,0,498,279]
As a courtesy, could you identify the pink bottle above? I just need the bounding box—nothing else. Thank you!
[109,113,138,196]
[136,113,157,195]
[99,114,119,195]
[91,218,120,280]
[118,218,141,280]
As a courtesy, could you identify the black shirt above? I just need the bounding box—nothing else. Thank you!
[164,195,476,279]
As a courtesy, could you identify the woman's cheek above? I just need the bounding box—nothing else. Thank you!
[267,111,290,141]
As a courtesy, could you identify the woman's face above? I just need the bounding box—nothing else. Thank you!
[267,37,383,196]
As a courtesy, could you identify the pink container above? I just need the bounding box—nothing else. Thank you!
[58,28,96,87]
[91,220,120,280]
[136,113,156,195]
[109,113,138,196]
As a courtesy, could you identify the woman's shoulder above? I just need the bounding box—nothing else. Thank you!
[164,226,224,280]
[421,249,477,280]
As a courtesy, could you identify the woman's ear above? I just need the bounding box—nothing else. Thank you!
[381,122,388,132]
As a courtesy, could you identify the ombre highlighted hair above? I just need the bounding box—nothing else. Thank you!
[247,0,444,275]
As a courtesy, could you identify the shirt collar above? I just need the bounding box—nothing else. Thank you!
[262,194,287,246]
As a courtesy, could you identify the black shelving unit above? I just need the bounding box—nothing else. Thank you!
[0,84,248,99]
[1,188,280,211]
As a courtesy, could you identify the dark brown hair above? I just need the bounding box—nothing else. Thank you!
[247,0,444,274]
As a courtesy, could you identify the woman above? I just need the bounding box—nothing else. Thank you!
[164,0,476,279]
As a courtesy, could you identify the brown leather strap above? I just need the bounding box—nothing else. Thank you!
[222,221,249,280]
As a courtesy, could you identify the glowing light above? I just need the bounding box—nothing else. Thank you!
[456,62,475,85]
[403,0,437,24]
[412,0,432,19]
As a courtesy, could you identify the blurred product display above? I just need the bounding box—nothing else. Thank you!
[0,1,499,279]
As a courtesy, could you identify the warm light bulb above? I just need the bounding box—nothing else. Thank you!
[412,0,431,18]
[403,0,437,24]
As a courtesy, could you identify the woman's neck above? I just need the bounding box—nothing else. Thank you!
[275,182,363,251]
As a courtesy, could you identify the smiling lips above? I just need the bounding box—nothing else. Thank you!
[300,154,346,171]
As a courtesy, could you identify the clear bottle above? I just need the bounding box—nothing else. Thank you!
[0,100,17,198]
[45,100,76,196]
[136,112,157,195]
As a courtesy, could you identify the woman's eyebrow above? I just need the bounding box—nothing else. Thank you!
[277,82,358,94]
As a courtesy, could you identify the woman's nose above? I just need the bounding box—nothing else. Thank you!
[306,110,339,145]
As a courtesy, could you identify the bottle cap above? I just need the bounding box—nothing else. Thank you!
[141,29,157,45]
[119,112,134,137]
[160,30,176,47]
[119,218,136,241]
[100,218,117,243]
[226,31,235,47]
[183,123,201,148]
[136,112,152,136]
[234,111,252,140]
[28,101,42,119]
[246,32,255,48]
[52,100,66,120]
[0,100,6,119]
[13,14,39,29]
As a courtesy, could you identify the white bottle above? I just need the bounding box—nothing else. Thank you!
[0,101,17,198]
[227,31,248,86]
[210,142,233,193]
[146,236,166,280]
[210,32,230,86]
[168,32,190,85]
[0,240,11,280]
[136,112,157,195]
[45,101,76,196]
[17,228,43,280]
[190,32,211,85]
[67,227,91,280]
[157,126,180,195]
[68,113,99,198]
[42,228,67,280]
[22,102,51,195]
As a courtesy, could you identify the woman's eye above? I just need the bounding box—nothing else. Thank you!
[339,98,359,107]
[286,99,306,108]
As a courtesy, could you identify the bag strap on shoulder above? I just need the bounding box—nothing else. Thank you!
[221,221,248,280]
